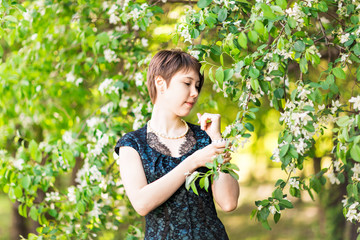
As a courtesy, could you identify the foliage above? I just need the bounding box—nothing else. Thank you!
[0,0,160,238]
[175,0,360,234]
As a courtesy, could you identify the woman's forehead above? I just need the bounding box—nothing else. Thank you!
[173,69,199,81]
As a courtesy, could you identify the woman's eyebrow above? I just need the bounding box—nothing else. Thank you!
[184,76,200,83]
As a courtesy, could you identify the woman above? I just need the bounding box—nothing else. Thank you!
[114,50,239,239]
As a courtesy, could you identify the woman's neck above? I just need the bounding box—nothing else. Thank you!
[149,104,186,136]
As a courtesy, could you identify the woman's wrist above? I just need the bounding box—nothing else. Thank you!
[183,154,200,173]
[211,133,223,142]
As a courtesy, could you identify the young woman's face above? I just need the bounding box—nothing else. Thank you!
[158,68,200,117]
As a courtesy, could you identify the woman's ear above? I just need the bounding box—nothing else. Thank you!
[155,76,167,93]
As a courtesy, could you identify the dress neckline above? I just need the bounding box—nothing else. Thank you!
[144,121,198,159]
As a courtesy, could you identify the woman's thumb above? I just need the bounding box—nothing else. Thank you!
[197,113,202,123]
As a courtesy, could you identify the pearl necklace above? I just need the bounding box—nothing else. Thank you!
[148,119,189,139]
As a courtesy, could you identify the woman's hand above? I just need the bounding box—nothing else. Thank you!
[197,113,223,141]
[190,141,232,168]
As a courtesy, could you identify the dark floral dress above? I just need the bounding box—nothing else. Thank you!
[114,122,229,240]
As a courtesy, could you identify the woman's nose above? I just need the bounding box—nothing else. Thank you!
[190,86,198,98]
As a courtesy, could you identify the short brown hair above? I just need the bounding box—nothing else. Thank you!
[146,49,204,104]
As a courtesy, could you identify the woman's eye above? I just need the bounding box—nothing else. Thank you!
[185,83,190,86]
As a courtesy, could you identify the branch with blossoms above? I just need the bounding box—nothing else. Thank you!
[174,0,360,234]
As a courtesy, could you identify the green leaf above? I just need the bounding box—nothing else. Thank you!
[333,67,346,79]
[303,105,315,111]
[261,219,272,230]
[245,123,255,132]
[218,8,228,22]
[300,57,308,73]
[191,182,199,195]
[261,4,276,20]
[294,41,305,52]
[276,0,287,9]
[97,32,110,45]
[21,175,31,189]
[198,0,213,8]
[353,43,360,56]
[228,170,239,180]
[204,176,209,191]
[254,20,265,36]
[318,1,328,12]
[18,204,27,218]
[29,140,38,161]
[63,149,75,167]
[238,32,248,49]
[288,17,297,28]
[250,209,257,219]
[29,206,38,221]
[185,172,198,190]
[248,30,258,43]
[205,16,217,28]
[336,116,350,127]
[274,212,281,223]
[279,199,293,208]
[224,69,234,82]
[275,179,285,187]
[48,209,58,218]
[280,144,290,157]
[249,67,260,78]
[77,201,86,214]
[350,145,360,162]
[4,15,18,23]
[250,78,259,91]
[215,67,224,88]
[208,67,215,83]
[273,188,283,200]
[14,185,23,199]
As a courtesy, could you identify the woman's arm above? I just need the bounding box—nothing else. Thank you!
[118,141,226,216]
[212,171,240,212]
[197,112,240,212]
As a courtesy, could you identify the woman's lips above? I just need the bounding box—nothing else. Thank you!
[185,102,194,107]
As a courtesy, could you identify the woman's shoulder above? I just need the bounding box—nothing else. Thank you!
[114,124,147,154]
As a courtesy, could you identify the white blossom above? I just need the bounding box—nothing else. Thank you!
[100,102,115,114]
[346,202,359,222]
[141,38,149,47]
[89,201,102,219]
[340,33,350,44]
[177,22,192,44]
[352,163,360,175]
[269,205,280,215]
[67,186,77,203]
[289,178,300,189]
[98,78,119,95]
[109,14,120,24]
[189,50,201,60]
[86,117,102,129]
[23,10,33,22]
[104,49,119,63]
[285,3,305,30]
[62,131,74,145]
[134,72,143,86]
[66,72,76,83]
[327,171,340,185]
[89,165,103,183]
[13,158,24,170]
[349,96,360,111]
[45,191,61,202]
[286,162,296,174]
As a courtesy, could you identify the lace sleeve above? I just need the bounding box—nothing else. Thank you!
[114,132,139,156]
